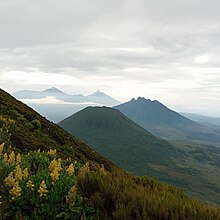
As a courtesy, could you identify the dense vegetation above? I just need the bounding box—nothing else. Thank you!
[59,106,220,204]
[78,169,220,219]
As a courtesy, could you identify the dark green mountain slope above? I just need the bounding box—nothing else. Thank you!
[115,97,220,144]
[59,106,220,204]
[0,88,114,170]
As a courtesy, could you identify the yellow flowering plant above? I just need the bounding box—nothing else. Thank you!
[0,116,16,148]
[0,149,96,219]
[0,142,4,155]
[48,148,57,156]
[0,117,96,219]
[66,163,75,175]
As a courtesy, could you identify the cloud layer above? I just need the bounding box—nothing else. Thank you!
[1,0,220,116]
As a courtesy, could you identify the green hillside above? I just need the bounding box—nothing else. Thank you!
[0,88,220,219]
[59,106,220,204]
[59,106,180,175]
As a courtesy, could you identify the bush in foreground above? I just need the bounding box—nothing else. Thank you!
[0,143,96,219]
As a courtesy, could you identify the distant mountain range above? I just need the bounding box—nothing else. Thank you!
[13,87,120,105]
[13,87,120,122]
[58,106,220,204]
[181,112,220,127]
[115,97,220,145]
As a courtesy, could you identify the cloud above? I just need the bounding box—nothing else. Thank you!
[19,96,97,105]
[19,97,68,105]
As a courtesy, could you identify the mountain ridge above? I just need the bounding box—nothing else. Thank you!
[114,97,220,144]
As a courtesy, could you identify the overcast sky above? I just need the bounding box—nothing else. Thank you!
[1,0,220,116]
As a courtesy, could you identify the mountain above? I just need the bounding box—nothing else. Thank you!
[115,97,220,144]
[181,112,220,127]
[86,90,120,106]
[1,88,220,218]
[59,106,179,175]
[59,106,220,204]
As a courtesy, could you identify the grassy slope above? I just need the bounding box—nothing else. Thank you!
[0,89,114,171]
[59,106,220,204]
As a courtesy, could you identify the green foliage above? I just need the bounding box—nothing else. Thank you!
[0,116,16,148]
[8,110,26,124]
[24,122,34,131]
[31,119,41,130]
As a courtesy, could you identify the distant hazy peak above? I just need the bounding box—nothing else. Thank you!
[87,90,108,97]
[87,90,120,106]
[94,90,103,94]
[137,97,146,100]
[43,87,64,93]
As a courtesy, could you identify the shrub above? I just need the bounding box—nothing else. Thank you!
[32,119,41,131]
[0,147,96,219]
[8,110,25,123]
[0,116,16,147]
[24,122,34,131]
